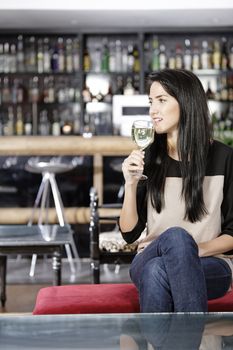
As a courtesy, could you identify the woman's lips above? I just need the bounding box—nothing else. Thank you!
[153,117,163,124]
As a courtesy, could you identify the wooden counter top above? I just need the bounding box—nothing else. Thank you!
[0,136,135,156]
[0,136,135,206]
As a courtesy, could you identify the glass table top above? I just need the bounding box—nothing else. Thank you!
[0,225,73,245]
[0,313,233,349]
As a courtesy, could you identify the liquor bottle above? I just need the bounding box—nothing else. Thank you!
[48,76,55,103]
[72,38,80,72]
[121,43,128,72]
[82,83,92,103]
[101,38,109,73]
[115,75,124,95]
[228,75,233,102]
[133,45,140,73]
[212,40,221,70]
[192,41,200,70]
[73,111,81,135]
[127,43,134,72]
[2,77,11,104]
[39,110,50,135]
[205,81,215,100]
[214,77,221,101]
[93,43,101,73]
[16,35,24,72]
[175,43,183,69]
[109,41,116,72]
[43,76,49,103]
[183,39,192,70]
[143,40,151,71]
[103,84,112,103]
[68,80,75,102]
[151,37,159,71]
[29,76,39,103]
[221,37,229,70]
[5,107,14,136]
[24,112,33,135]
[3,42,10,73]
[26,36,36,72]
[115,40,122,72]
[73,78,80,102]
[83,46,91,72]
[51,42,59,73]
[37,38,44,73]
[9,44,17,73]
[0,78,2,105]
[159,44,167,70]
[229,44,233,70]
[51,110,61,136]
[16,79,25,104]
[0,44,4,73]
[43,37,51,73]
[0,118,3,136]
[11,79,18,104]
[133,74,140,94]
[220,75,228,101]
[15,106,24,136]
[123,77,135,95]
[57,78,66,104]
[201,40,211,70]
[66,38,73,73]
[168,48,176,69]
[57,37,65,73]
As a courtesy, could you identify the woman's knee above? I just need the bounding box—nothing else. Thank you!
[159,226,197,250]
[141,258,168,288]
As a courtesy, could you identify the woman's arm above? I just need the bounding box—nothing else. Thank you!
[120,182,139,232]
[119,150,145,233]
[198,234,233,257]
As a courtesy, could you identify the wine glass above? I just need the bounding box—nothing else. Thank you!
[131,120,154,180]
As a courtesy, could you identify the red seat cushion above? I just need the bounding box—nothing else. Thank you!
[33,283,140,315]
[33,283,233,315]
[208,289,233,312]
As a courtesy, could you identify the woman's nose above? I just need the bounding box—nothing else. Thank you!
[150,104,159,115]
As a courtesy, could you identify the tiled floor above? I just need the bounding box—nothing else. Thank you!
[1,258,131,314]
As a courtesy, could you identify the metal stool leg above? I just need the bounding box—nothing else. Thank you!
[29,174,50,277]
[27,165,80,278]
[49,174,80,274]
[38,174,50,225]
[49,174,65,226]
[28,174,48,225]
[29,254,37,277]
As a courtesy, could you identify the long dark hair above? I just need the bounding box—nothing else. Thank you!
[145,69,212,222]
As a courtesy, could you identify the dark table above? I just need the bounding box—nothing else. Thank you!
[0,224,73,307]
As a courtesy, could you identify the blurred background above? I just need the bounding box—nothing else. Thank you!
[0,0,232,312]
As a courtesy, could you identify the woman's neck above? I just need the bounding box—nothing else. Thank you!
[167,137,179,161]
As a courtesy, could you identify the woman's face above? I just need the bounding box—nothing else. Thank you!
[149,82,180,138]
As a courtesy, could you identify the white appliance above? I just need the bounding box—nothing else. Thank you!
[112,95,150,136]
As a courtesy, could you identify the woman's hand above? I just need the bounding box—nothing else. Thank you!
[122,150,145,184]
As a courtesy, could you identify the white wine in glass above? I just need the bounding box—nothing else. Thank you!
[131,120,154,180]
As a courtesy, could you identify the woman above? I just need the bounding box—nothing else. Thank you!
[119,69,233,312]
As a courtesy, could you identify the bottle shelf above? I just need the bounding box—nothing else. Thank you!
[0,30,232,140]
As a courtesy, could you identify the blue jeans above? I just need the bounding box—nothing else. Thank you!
[130,227,232,312]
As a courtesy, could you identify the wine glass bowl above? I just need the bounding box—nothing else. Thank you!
[131,120,154,180]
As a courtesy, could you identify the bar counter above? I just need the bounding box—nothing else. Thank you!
[0,136,134,224]
[0,136,134,156]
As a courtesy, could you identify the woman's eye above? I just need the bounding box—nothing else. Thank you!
[159,99,166,103]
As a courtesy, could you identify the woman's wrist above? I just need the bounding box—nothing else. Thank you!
[124,181,138,190]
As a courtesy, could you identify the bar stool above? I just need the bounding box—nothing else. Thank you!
[25,157,80,277]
